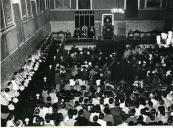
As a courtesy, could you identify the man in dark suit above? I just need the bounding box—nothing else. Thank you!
[110,101,124,125]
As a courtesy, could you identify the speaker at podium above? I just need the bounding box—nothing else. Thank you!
[102,14,114,39]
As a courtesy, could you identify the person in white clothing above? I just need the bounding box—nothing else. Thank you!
[6,114,16,127]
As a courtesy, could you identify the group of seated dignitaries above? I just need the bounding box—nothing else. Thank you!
[1,36,173,126]
[72,26,95,38]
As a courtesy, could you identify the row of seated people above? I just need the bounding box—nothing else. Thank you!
[128,30,161,39]
[0,34,62,126]
[126,30,161,44]
[66,26,95,39]
[2,36,173,126]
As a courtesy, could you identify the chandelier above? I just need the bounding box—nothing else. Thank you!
[111,8,125,14]
[156,31,173,48]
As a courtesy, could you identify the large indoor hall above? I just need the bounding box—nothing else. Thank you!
[1,0,173,127]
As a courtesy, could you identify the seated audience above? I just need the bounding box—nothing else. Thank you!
[1,33,173,127]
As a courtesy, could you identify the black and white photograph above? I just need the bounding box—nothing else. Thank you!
[1,0,173,127]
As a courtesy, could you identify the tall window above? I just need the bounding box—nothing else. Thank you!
[20,0,27,19]
[78,0,90,9]
[92,0,125,9]
[145,0,161,8]
[75,10,94,29]
[1,0,14,31]
[26,0,32,17]
[139,0,172,9]
[1,0,5,30]
[167,0,173,8]
[36,0,40,12]
[46,0,50,9]
[40,0,44,11]
[50,0,54,9]
[55,0,71,9]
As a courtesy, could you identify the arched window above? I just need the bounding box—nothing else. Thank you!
[20,0,27,19]
[0,0,14,31]
[26,0,32,17]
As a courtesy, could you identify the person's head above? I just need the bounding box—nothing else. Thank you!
[140,108,145,115]
[75,101,79,106]
[104,108,110,114]
[84,92,89,97]
[99,113,104,119]
[78,109,84,116]
[7,82,13,88]
[128,121,135,126]
[93,115,98,122]
[167,116,173,125]
[137,115,144,123]
[15,120,23,126]
[79,97,83,103]
[107,121,113,126]
[34,108,40,115]
[100,98,104,105]
[104,104,109,109]
[39,117,44,126]
[47,97,51,102]
[73,109,78,115]
[150,109,156,115]
[148,101,153,107]
[162,91,167,98]
[68,109,74,119]
[149,114,155,121]
[45,114,51,123]
[157,120,163,125]
[58,113,63,122]
[7,114,15,121]
[94,104,101,113]
[4,88,10,93]
[84,98,88,104]
[83,104,88,111]
[114,101,120,107]
[158,106,165,116]
[120,97,125,103]
[54,119,60,126]
[125,100,130,107]
[129,108,136,116]
[35,116,41,124]
[139,98,146,106]
[109,98,114,104]
[52,103,58,113]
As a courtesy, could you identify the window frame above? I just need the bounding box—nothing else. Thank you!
[54,0,71,10]
[50,0,126,10]
[145,0,162,9]
[138,0,167,10]
[77,0,91,10]
[0,0,15,32]
[20,0,28,20]
[20,0,33,21]
[91,0,126,10]
[74,10,95,29]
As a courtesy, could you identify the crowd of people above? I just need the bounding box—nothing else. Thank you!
[1,33,173,126]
